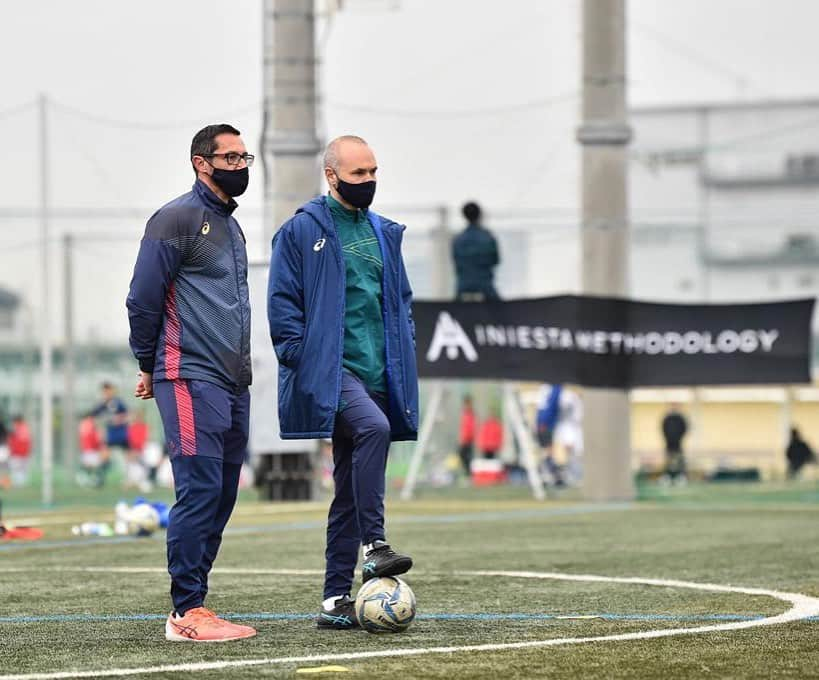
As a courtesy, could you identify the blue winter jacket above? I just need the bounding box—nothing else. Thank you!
[267,196,419,441]
[127,180,252,392]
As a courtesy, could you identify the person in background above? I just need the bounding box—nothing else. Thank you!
[90,382,130,486]
[535,383,564,487]
[77,415,104,487]
[786,427,816,479]
[553,387,584,486]
[451,201,500,301]
[126,410,150,491]
[8,415,32,488]
[0,415,9,489]
[661,403,688,485]
[478,410,504,459]
[458,395,476,477]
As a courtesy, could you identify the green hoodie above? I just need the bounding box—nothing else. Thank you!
[327,194,387,393]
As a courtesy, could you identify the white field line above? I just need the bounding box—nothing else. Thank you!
[1,570,818,680]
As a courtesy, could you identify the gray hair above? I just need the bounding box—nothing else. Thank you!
[323,135,368,171]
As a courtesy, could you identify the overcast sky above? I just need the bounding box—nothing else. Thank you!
[1,0,818,341]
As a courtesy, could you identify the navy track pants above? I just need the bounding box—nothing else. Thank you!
[154,378,249,615]
[323,371,391,600]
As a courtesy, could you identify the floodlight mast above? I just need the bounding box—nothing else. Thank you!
[577,0,634,501]
[39,92,54,507]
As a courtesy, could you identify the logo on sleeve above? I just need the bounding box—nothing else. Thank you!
[201,221,210,235]
[313,238,326,252]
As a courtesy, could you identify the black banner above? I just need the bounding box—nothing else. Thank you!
[413,295,815,388]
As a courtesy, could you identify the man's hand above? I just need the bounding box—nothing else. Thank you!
[134,371,154,400]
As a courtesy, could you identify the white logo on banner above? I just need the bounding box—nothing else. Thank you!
[426,312,478,362]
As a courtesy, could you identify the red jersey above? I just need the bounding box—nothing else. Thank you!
[8,422,31,458]
[478,417,503,453]
[459,408,475,446]
[79,417,102,452]
[128,422,149,452]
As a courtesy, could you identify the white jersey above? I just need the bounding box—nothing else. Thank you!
[554,389,583,452]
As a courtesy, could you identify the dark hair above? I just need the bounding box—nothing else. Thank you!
[462,201,482,224]
[190,124,241,174]
[101,381,113,390]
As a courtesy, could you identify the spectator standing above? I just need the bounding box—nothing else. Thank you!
[451,201,500,301]
[786,427,816,479]
[458,395,476,476]
[8,415,32,488]
[661,404,688,484]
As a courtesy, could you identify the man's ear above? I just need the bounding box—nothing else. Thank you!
[324,168,337,188]
[192,156,209,174]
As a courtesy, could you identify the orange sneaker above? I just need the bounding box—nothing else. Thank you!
[165,607,257,642]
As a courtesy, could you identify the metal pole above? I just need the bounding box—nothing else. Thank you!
[503,383,545,500]
[62,233,76,477]
[696,107,711,301]
[39,93,54,506]
[577,0,634,501]
[401,382,445,500]
[262,0,322,249]
[433,205,452,301]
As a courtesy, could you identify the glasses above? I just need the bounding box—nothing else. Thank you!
[201,152,255,167]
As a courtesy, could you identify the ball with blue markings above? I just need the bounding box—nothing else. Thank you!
[355,576,416,633]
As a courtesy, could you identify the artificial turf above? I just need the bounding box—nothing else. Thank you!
[1,482,819,679]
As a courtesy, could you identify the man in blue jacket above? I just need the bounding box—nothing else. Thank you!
[126,124,256,643]
[268,135,419,630]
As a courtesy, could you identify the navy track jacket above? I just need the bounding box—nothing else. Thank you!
[267,196,419,441]
[127,180,252,392]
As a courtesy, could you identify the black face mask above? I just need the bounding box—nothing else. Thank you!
[210,166,249,197]
[336,177,376,209]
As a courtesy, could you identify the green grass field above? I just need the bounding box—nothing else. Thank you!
[2,482,819,679]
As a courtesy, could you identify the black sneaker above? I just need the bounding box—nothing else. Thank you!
[361,540,413,582]
[316,595,359,630]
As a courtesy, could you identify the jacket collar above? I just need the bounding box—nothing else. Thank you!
[193,179,238,215]
[299,195,378,237]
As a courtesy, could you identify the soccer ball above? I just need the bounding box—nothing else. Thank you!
[126,503,160,537]
[355,576,416,633]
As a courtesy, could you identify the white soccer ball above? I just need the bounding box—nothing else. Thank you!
[355,576,416,633]
[126,503,160,537]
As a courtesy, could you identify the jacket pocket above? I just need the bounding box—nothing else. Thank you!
[276,337,304,368]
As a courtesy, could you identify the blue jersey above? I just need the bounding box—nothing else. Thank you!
[91,397,129,446]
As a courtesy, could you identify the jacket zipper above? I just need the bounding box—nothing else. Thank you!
[392,231,411,420]
[328,217,345,417]
[225,215,246,390]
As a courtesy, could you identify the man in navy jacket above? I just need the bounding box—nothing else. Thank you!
[268,135,419,629]
[127,124,256,643]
